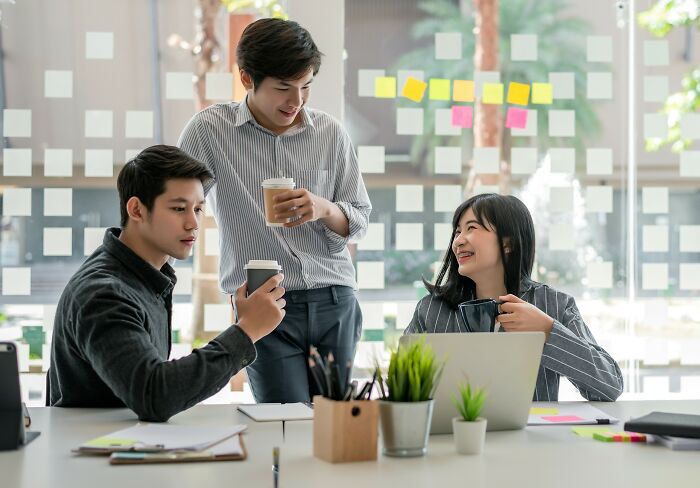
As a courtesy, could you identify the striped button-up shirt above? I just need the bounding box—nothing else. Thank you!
[178,100,371,292]
[404,279,624,402]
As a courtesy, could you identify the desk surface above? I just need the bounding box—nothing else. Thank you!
[2,401,699,488]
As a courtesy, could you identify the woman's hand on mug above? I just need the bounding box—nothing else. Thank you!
[496,294,555,339]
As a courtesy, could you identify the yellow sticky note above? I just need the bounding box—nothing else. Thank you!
[507,82,530,106]
[532,83,553,104]
[84,437,137,448]
[572,426,612,439]
[530,407,559,415]
[482,83,504,104]
[402,77,427,103]
[429,78,451,101]
[375,77,397,98]
[453,80,474,102]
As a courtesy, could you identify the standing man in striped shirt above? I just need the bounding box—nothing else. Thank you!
[178,18,371,403]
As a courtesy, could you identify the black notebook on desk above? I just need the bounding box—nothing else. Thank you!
[624,412,700,439]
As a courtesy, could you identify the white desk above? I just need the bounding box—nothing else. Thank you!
[2,401,699,488]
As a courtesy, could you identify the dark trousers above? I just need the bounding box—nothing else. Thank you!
[245,286,362,403]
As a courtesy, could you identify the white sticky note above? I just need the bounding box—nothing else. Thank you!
[125,149,140,163]
[680,150,700,177]
[358,69,385,97]
[642,187,668,214]
[644,339,670,366]
[511,34,537,61]
[434,185,462,212]
[205,72,233,100]
[171,303,192,332]
[85,149,113,177]
[511,109,538,137]
[586,262,613,289]
[549,224,574,251]
[204,304,230,332]
[587,36,612,62]
[586,148,613,175]
[473,184,500,196]
[204,228,219,256]
[680,263,700,290]
[398,70,425,93]
[2,268,31,295]
[642,263,668,290]
[43,228,72,256]
[166,72,194,100]
[42,344,51,372]
[680,376,700,395]
[643,76,669,103]
[643,40,669,66]
[435,32,462,60]
[435,146,461,174]
[396,108,424,135]
[681,340,700,365]
[549,187,573,212]
[44,149,73,177]
[84,110,113,138]
[549,72,575,100]
[357,262,385,289]
[358,223,385,251]
[585,186,613,213]
[43,305,57,337]
[396,185,424,212]
[474,71,500,98]
[511,147,537,174]
[3,109,31,137]
[680,225,700,252]
[680,114,700,139]
[84,228,106,256]
[2,188,31,216]
[360,302,384,330]
[397,301,418,331]
[44,188,72,217]
[642,225,669,252]
[173,267,193,295]
[17,343,30,373]
[434,223,452,251]
[44,70,73,98]
[85,32,114,59]
[396,223,424,251]
[3,148,32,177]
[125,111,154,139]
[548,110,575,137]
[644,113,668,139]
[358,146,385,174]
[473,147,500,174]
[587,72,612,99]
[435,108,460,136]
[549,148,575,173]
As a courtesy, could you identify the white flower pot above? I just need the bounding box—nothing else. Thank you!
[452,417,487,455]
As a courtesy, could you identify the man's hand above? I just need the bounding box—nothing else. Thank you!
[496,294,555,339]
[235,274,286,343]
[272,188,330,228]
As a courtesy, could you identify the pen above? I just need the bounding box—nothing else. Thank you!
[308,357,326,397]
[272,446,279,488]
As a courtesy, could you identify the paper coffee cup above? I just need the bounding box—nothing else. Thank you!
[262,178,295,227]
[244,260,282,294]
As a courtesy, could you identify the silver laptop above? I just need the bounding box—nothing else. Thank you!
[399,332,545,433]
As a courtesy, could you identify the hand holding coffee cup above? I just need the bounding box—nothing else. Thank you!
[236,273,286,343]
[262,178,296,226]
[457,298,503,333]
[496,294,555,339]
[244,260,282,294]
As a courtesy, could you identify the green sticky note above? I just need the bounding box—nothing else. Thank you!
[530,407,559,415]
[532,83,553,104]
[375,77,397,98]
[85,437,137,448]
[572,426,612,438]
[429,78,451,101]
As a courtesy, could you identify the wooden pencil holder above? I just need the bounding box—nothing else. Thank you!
[312,395,378,463]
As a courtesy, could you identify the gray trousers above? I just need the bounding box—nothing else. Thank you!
[245,286,362,403]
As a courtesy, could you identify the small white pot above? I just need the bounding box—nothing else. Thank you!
[452,417,487,455]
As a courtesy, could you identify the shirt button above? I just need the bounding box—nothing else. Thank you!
[241,359,248,366]
[278,170,283,176]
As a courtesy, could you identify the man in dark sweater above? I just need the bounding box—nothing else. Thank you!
[48,145,286,422]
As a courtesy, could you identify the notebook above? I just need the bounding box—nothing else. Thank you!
[109,434,247,464]
[624,412,700,439]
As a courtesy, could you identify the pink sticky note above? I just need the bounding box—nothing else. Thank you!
[541,415,584,423]
[506,107,528,129]
[451,105,473,128]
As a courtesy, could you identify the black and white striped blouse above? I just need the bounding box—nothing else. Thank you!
[404,278,624,401]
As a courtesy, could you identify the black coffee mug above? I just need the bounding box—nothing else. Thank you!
[457,298,503,333]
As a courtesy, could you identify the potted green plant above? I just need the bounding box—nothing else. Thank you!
[451,381,487,455]
[374,339,444,457]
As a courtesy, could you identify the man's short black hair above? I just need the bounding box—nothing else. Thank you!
[236,18,323,89]
[117,145,213,227]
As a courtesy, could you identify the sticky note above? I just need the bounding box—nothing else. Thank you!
[572,426,612,438]
[173,267,192,295]
[435,108,460,135]
[3,148,32,177]
[85,149,114,177]
[593,432,646,443]
[532,83,553,104]
[642,187,668,214]
[429,78,450,100]
[375,76,396,98]
[125,111,154,139]
[84,228,106,256]
[44,70,73,98]
[402,76,427,102]
[434,223,452,250]
[511,34,537,61]
[680,225,700,252]
[44,149,73,177]
[396,108,424,135]
[680,114,700,139]
[549,148,575,173]
[473,147,500,174]
[435,146,461,174]
[2,268,31,295]
[680,263,700,290]
[3,109,31,137]
[680,150,700,177]
[505,107,528,129]
[453,80,474,102]
[585,186,613,213]
[166,72,194,100]
[511,147,537,175]
[44,188,72,217]
[203,304,229,332]
[542,415,584,423]
[549,187,573,212]
[396,223,424,251]
[451,106,473,128]
[644,113,668,139]
[84,110,113,138]
[85,32,114,59]
[642,225,669,252]
[507,82,530,106]
[643,76,669,103]
[435,32,462,60]
[474,71,500,98]
[84,437,137,448]
[643,40,669,66]
[43,228,72,256]
[434,185,462,212]
[549,110,575,137]
[358,223,385,251]
[586,148,613,175]
[482,83,504,104]
[587,262,613,289]
[356,262,385,289]
[358,69,385,97]
[396,185,424,212]
[204,228,219,256]
[642,263,668,290]
[358,146,385,174]
[549,224,574,251]
[397,301,419,330]
[360,303,384,330]
[587,36,612,62]
[2,188,31,216]
[511,109,537,137]
[530,407,558,415]
[549,72,575,100]
[587,72,613,99]
[205,72,233,100]
[398,71,424,94]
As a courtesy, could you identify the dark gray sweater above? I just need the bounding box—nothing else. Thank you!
[48,228,256,422]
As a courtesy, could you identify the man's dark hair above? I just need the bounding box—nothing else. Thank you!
[236,18,323,89]
[117,145,213,227]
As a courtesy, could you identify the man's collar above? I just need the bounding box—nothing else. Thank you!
[235,96,315,133]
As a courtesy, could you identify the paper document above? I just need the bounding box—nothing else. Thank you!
[237,403,314,422]
[527,402,618,426]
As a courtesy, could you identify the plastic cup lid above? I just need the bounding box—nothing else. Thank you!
[244,260,282,270]
[262,178,295,187]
